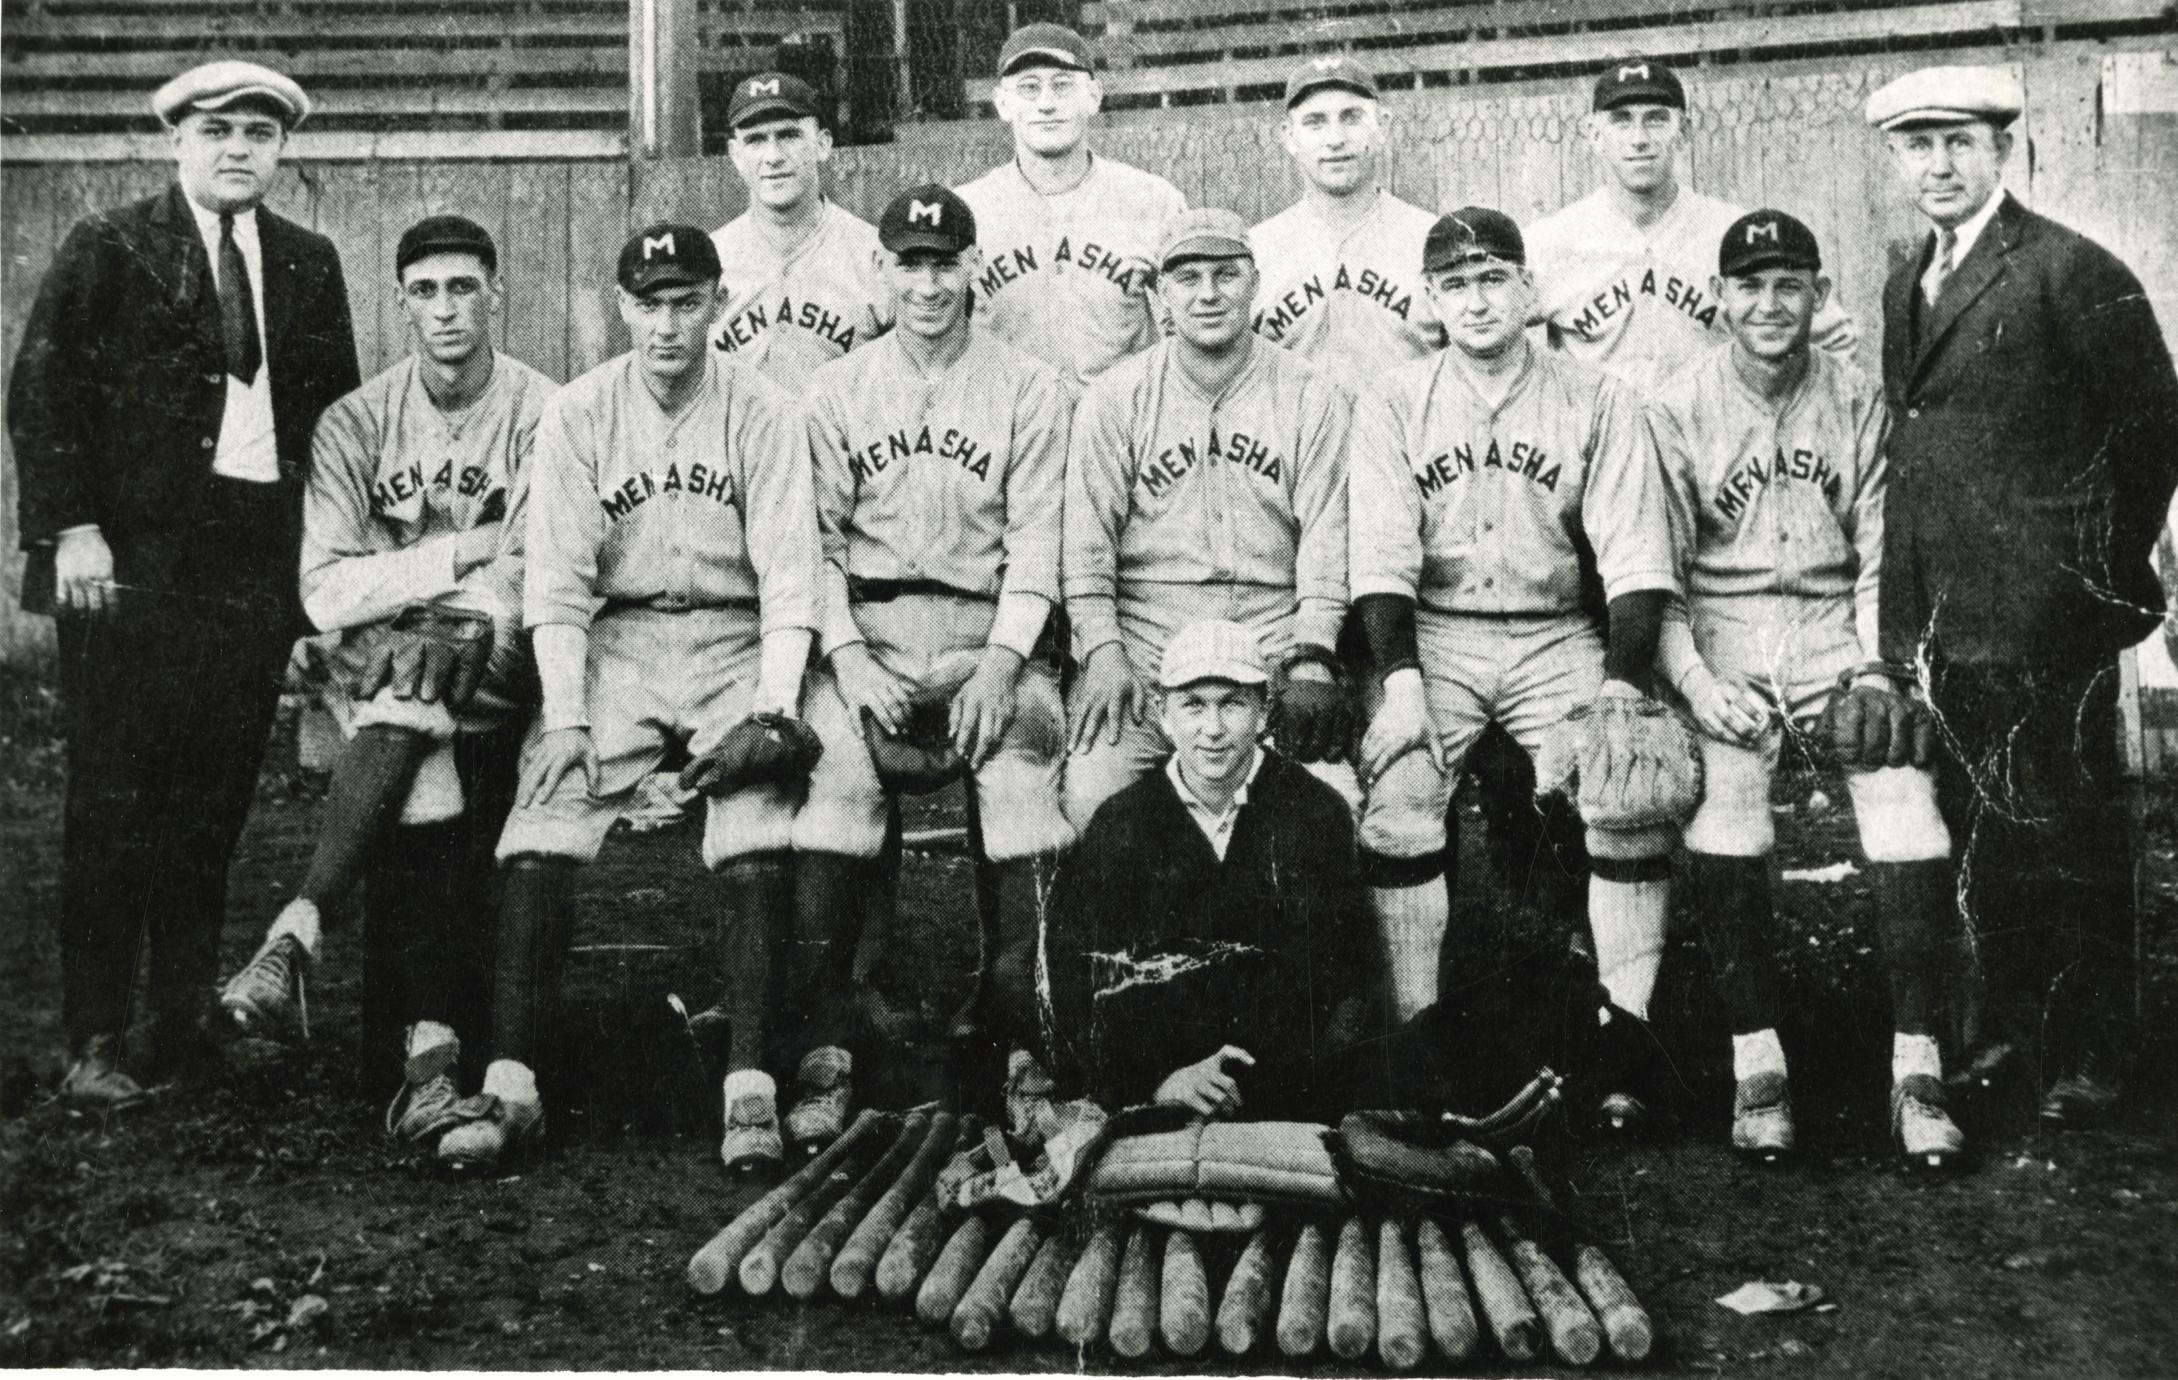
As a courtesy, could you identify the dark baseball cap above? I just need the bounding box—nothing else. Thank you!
[728,71,821,128]
[616,223,722,293]
[395,214,496,276]
[878,185,976,255]
[1718,209,1821,277]
[1285,54,1378,109]
[1423,207,1525,273]
[1592,56,1686,111]
[998,22,1092,77]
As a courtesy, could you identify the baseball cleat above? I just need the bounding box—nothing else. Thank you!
[2039,1063,2124,1129]
[435,1094,543,1171]
[1003,1048,1057,1144]
[385,1037,468,1147]
[784,1046,852,1152]
[720,1069,782,1172]
[59,1033,148,1110]
[1590,1003,1666,1135]
[1891,1074,1966,1171]
[1730,1071,1797,1163]
[220,933,310,1039]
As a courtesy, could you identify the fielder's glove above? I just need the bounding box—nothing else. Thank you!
[677,711,823,798]
[352,603,496,707]
[1821,663,1936,769]
[1269,644,1354,764]
[1534,684,1702,832]
[863,693,967,794]
[1330,1110,1508,1216]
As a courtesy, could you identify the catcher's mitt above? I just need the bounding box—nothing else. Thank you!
[863,692,967,794]
[1085,1117,1344,1210]
[677,711,822,798]
[1821,664,1936,769]
[1268,645,1354,764]
[1535,689,1702,832]
[351,603,496,707]
[1330,1111,1506,1216]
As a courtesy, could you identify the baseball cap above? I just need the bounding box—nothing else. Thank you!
[1591,57,1685,112]
[1864,65,2023,131]
[152,59,310,128]
[728,71,821,129]
[1285,54,1378,109]
[1158,619,1270,690]
[616,223,722,294]
[1158,208,1252,270]
[1423,207,1525,273]
[396,215,497,276]
[998,22,1092,77]
[1718,209,1821,277]
[878,185,976,255]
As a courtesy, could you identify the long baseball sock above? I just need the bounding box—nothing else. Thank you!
[1869,859,1955,1038]
[791,851,869,1059]
[1369,852,1450,1024]
[273,726,436,961]
[490,856,579,1070]
[1689,852,1786,1079]
[709,851,794,1073]
[1589,872,1670,1020]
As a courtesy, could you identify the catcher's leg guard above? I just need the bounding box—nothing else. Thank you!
[489,856,579,1068]
[1689,852,1782,1037]
[788,851,868,1058]
[705,851,794,1073]
[1869,859,1956,1037]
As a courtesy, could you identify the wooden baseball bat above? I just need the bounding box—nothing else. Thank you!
[1108,1224,1160,1360]
[1458,1219,1541,1362]
[1009,1227,1079,1340]
[1376,1219,1427,1370]
[686,1108,887,1295]
[738,1111,896,1295]
[1159,1228,1211,1357]
[1496,1213,1602,1366]
[1275,1220,1332,1359]
[783,1109,932,1299]
[1056,1221,1124,1348]
[831,1111,957,1299]
[1415,1218,1480,1360]
[1574,1244,1654,1363]
[915,1214,994,1326]
[1215,1227,1277,1355]
[1327,1215,1377,1361]
[874,1114,983,1301]
[951,1216,1043,1351]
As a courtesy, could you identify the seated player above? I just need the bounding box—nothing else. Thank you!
[786,185,1074,1150]
[434,225,821,1170]
[1654,210,1963,1168]
[1041,619,1384,1123]
[215,216,553,1138]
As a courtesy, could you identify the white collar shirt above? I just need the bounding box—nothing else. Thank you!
[1921,188,2005,304]
[186,197,280,483]
[1165,747,1267,861]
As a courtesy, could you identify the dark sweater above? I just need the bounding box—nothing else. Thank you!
[1041,749,1387,1121]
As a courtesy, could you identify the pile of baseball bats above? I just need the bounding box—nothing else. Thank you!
[687,1108,1653,1368]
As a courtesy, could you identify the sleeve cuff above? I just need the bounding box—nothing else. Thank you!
[1601,568,1679,603]
[1656,611,1706,692]
[1068,593,1121,659]
[1296,597,1345,656]
[990,590,1052,660]
[1350,574,1419,602]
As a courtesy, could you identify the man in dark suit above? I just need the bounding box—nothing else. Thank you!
[9,60,360,1105]
[1868,66,2178,1126]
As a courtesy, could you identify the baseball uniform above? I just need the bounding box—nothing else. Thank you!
[1062,336,1353,822]
[956,154,1187,388]
[709,200,892,392]
[1248,191,1445,389]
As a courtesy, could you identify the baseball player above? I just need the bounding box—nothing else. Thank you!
[1349,208,1681,1126]
[788,184,1074,1148]
[432,225,821,1170]
[957,22,1188,389]
[1526,57,1855,397]
[1653,209,1962,1168]
[215,217,553,1139]
[709,71,891,390]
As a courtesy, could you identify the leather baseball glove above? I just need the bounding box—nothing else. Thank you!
[677,711,823,798]
[1535,687,1702,832]
[1269,645,1354,764]
[1821,664,1936,769]
[351,603,496,707]
[1330,1111,1508,1216]
[863,693,967,794]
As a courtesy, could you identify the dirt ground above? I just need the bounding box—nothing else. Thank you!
[3,670,2175,1375]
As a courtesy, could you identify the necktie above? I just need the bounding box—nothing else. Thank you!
[219,212,262,385]
[1924,227,1958,307]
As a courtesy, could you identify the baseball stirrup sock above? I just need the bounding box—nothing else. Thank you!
[491,860,577,1065]
[1372,881,1448,1023]
[296,725,434,907]
[1689,852,1781,1035]
[712,853,793,1071]
[1590,876,1669,1021]
[1870,860,1954,1036]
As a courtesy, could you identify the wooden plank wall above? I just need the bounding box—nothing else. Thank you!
[5,43,2175,670]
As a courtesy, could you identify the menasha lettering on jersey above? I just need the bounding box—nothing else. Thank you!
[849,424,996,483]
[975,237,1144,298]
[1137,427,1285,499]
[1566,268,1717,341]
[1712,445,1844,522]
[716,296,862,354]
[371,458,503,515]
[1414,437,1562,498]
[1252,262,1417,342]
[600,461,736,520]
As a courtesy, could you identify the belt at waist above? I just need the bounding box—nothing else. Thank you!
[848,577,993,604]
[605,594,760,614]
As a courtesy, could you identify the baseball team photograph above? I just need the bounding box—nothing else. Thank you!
[1,0,2175,1372]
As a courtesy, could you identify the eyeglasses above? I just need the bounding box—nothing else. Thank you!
[1006,73,1086,103]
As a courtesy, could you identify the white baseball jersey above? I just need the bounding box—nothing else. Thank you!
[1248,190,1445,388]
[1349,347,1677,616]
[956,154,1187,388]
[1064,338,1352,657]
[709,200,892,393]
[302,351,557,632]
[524,352,817,637]
[805,327,1072,660]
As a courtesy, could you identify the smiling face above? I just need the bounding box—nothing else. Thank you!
[170,107,287,213]
[1282,86,1383,197]
[1426,258,1533,358]
[1587,102,1685,196]
[883,246,977,340]
[1160,679,1266,793]
[1715,265,1828,363]
[617,280,721,384]
[992,63,1100,158]
[399,251,497,367]
[1159,255,1258,352]
[728,115,831,213]
[1884,119,2010,229]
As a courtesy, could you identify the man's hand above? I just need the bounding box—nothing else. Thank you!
[1360,669,1440,783]
[454,522,503,579]
[1069,642,1150,751]
[55,527,115,616]
[831,642,913,737]
[1682,665,1772,747]
[950,645,1024,768]
[1154,1045,1255,1119]
[522,726,597,807]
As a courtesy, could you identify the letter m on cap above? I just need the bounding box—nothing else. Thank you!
[908,199,943,227]
[748,77,780,96]
[1746,221,1780,244]
[1618,63,1649,81]
[643,231,676,258]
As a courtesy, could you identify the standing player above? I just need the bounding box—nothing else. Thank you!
[1349,208,1681,1124]
[957,23,1187,389]
[788,185,1074,1148]
[1526,58,1854,397]
[433,226,821,1170]
[1654,211,1963,1167]
[709,71,890,389]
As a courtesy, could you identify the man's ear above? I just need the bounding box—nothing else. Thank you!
[1709,273,1725,304]
[1084,73,1105,117]
[1812,273,1834,313]
[813,125,835,163]
[1992,125,2016,165]
[1278,116,1300,163]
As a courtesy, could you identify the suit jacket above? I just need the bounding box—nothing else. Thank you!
[9,182,359,616]
[1879,193,2178,667]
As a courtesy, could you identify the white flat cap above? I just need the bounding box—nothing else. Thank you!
[1865,65,2022,131]
[1159,619,1270,690]
[153,60,311,128]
